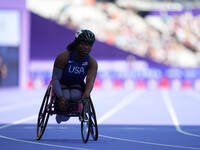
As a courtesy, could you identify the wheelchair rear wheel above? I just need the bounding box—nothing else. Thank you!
[36,85,52,140]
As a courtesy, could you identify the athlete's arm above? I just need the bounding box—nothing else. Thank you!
[52,67,63,97]
[82,56,98,98]
[52,51,68,98]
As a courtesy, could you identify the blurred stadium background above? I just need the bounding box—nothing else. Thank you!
[1,0,200,125]
[1,0,200,89]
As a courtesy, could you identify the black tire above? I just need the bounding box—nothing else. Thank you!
[81,100,90,143]
[89,99,98,141]
[36,85,52,140]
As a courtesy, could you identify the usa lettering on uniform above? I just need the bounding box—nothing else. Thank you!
[68,65,85,74]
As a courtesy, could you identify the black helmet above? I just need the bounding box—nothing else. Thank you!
[75,29,95,45]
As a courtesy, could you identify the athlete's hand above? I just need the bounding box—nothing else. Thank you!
[58,96,68,111]
[81,93,89,111]
[82,92,90,100]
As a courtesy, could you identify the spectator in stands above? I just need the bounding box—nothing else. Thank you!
[34,0,200,67]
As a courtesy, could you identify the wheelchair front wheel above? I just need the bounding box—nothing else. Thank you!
[81,100,91,143]
[89,99,98,141]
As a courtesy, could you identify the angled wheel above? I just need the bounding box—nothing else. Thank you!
[81,100,91,143]
[36,85,52,140]
[89,98,98,141]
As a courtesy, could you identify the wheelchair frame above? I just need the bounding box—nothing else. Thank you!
[36,83,98,143]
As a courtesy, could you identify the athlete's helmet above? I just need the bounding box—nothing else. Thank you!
[75,29,95,45]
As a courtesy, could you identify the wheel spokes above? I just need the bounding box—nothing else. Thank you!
[36,86,52,140]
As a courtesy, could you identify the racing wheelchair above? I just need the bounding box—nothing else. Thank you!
[36,82,98,143]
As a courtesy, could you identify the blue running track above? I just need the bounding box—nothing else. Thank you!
[0,88,200,150]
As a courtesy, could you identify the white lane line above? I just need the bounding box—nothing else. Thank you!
[0,115,92,150]
[0,114,38,129]
[161,90,200,138]
[176,127,200,138]
[0,134,92,150]
[0,101,38,113]
[99,134,200,150]
[0,95,41,113]
[162,91,179,126]
[0,109,199,150]
[97,91,142,124]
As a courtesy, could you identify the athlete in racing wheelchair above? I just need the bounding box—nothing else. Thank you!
[36,29,98,143]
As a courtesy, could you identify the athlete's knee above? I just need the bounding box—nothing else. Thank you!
[63,89,70,100]
[70,89,82,100]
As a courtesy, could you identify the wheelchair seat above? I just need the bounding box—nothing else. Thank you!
[52,98,83,117]
[50,88,83,116]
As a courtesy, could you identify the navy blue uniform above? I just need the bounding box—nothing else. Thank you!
[61,51,89,86]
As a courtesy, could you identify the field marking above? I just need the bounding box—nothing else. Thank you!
[162,91,179,126]
[0,114,92,150]
[0,100,39,113]
[0,114,38,129]
[0,113,200,150]
[99,134,200,150]
[161,90,200,138]
[97,91,142,124]
[1,89,200,149]
[0,92,43,113]
[0,134,92,150]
